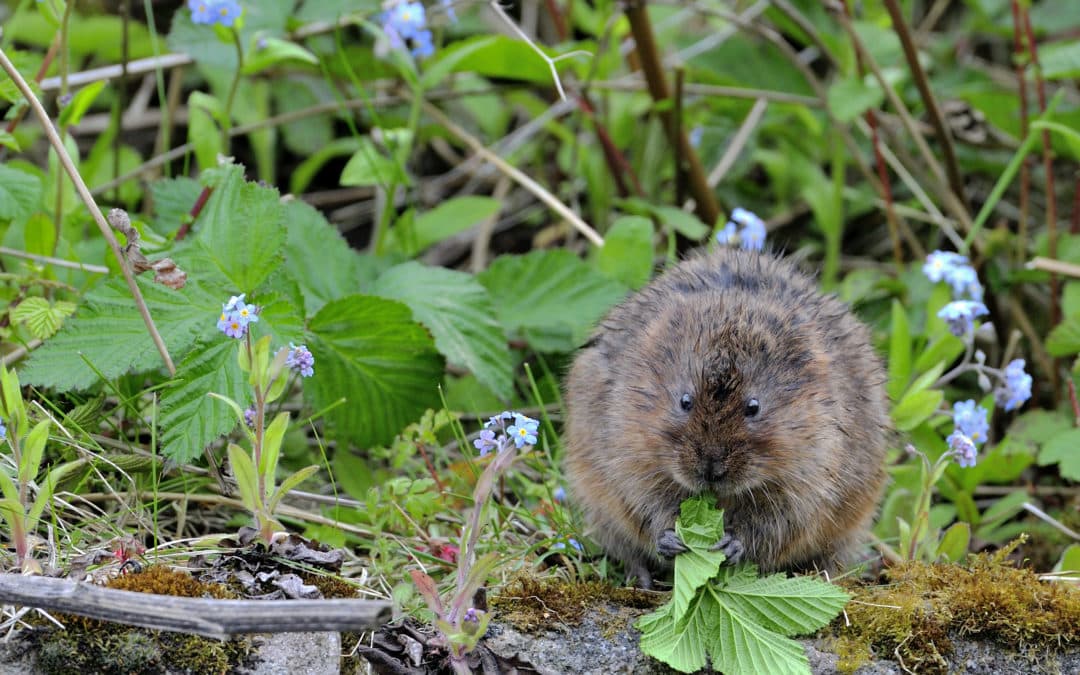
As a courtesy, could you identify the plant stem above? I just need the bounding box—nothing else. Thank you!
[624,0,721,226]
[0,44,175,375]
[222,27,244,153]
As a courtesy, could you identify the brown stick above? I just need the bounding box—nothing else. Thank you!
[623,1,720,226]
[0,45,175,375]
[0,573,391,639]
[882,0,967,212]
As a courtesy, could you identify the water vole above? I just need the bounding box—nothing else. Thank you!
[563,248,889,587]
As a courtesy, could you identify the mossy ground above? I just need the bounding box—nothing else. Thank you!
[490,573,664,636]
[32,565,251,675]
[832,545,1080,673]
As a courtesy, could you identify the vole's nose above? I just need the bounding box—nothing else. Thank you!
[703,456,726,483]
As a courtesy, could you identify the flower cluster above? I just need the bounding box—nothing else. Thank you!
[938,300,988,338]
[716,208,766,252]
[946,400,989,469]
[216,294,259,339]
[473,410,540,455]
[381,1,435,59]
[187,0,241,27]
[923,250,982,301]
[283,343,315,378]
[996,359,1032,412]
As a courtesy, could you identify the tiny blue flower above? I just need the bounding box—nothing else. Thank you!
[285,343,315,378]
[923,250,967,283]
[441,0,457,22]
[553,486,567,502]
[0,420,6,441]
[507,413,539,448]
[688,126,703,148]
[411,29,435,58]
[388,1,426,38]
[484,411,513,430]
[952,400,989,446]
[996,359,1032,412]
[946,431,978,468]
[218,312,247,339]
[234,300,258,327]
[716,221,740,247]
[945,264,983,302]
[739,218,766,251]
[937,300,989,337]
[473,429,498,456]
[188,0,241,27]
[553,538,583,551]
[243,405,257,429]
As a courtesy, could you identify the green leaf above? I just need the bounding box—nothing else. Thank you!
[58,80,106,127]
[1054,544,1080,574]
[477,250,627,352]
[826,75,883,122]
[421,35,563,90]
[371,262,514,400]
[595,216,654,289]
[886,300,912,401]
[340,139,408,187]
[159,339,250,463]
[633,202,710,240]
[386,196,501,257]
[903,359,946,398]
[306,295,444,449]
[18,420,50,487]
[670,499,729,620]
[187,91,224,172]
[259,412,291,495]
[195,164,287,292]
[241,37,318,74]
[912,334,965,373]
[0,130,20,151]
[10,297,76,341]
[26,459,84,532]
[705,578,813,675]
[150,176,203,235]
[0,469,18,506]
[637,594,712,673]
[0,49,42,105]
[0,164,43,222]
[891,388,944,432]
[289,137,360,194]
[713,566,850,636]
[1038,428,1080,481]
[282,200,370,315]
[227,443,260,513]
[1041,40,1080,80]
[269,465,319,513]
[1047,314,1080,356]
[935,522,970,563]
[20,278,219,390]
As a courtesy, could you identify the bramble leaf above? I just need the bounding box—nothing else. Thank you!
[10,297,76,340]
[477,250,626,352]
[306,294,444,449]
[371,261,514,400]
[281,200,370,315]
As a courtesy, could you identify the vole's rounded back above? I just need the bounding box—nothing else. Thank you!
[563,248,889,584]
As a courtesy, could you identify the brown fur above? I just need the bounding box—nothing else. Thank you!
[563,248,889,585]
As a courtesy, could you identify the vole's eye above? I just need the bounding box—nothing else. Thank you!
[745,398,760,417]
[680,393,693,412]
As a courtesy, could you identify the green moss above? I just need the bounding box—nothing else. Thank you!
[835,541,1080,674]
[34,566,249,675]
[490,573,663,633]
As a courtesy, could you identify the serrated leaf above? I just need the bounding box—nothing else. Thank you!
[196,164,287,291]
[477,250,627,352]
[159,339,251,463]
[151,176,203,235]
[637,594,712,674]
[1037,428,1080,481]
[20,278,220,390]
[306,295,444,449]
[10,297,76,340]
[711,566,849,637]
[706,580,811,675]
[281,200,370,315]
[595,216,654,289]
[371,262,514,400]
[0,164,43,222]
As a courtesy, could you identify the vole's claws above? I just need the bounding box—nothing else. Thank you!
[711,533,744,564]
[657,529,688,558]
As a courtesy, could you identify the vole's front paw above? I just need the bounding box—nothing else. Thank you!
[711,533,744,564]
[657,528,688,558]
